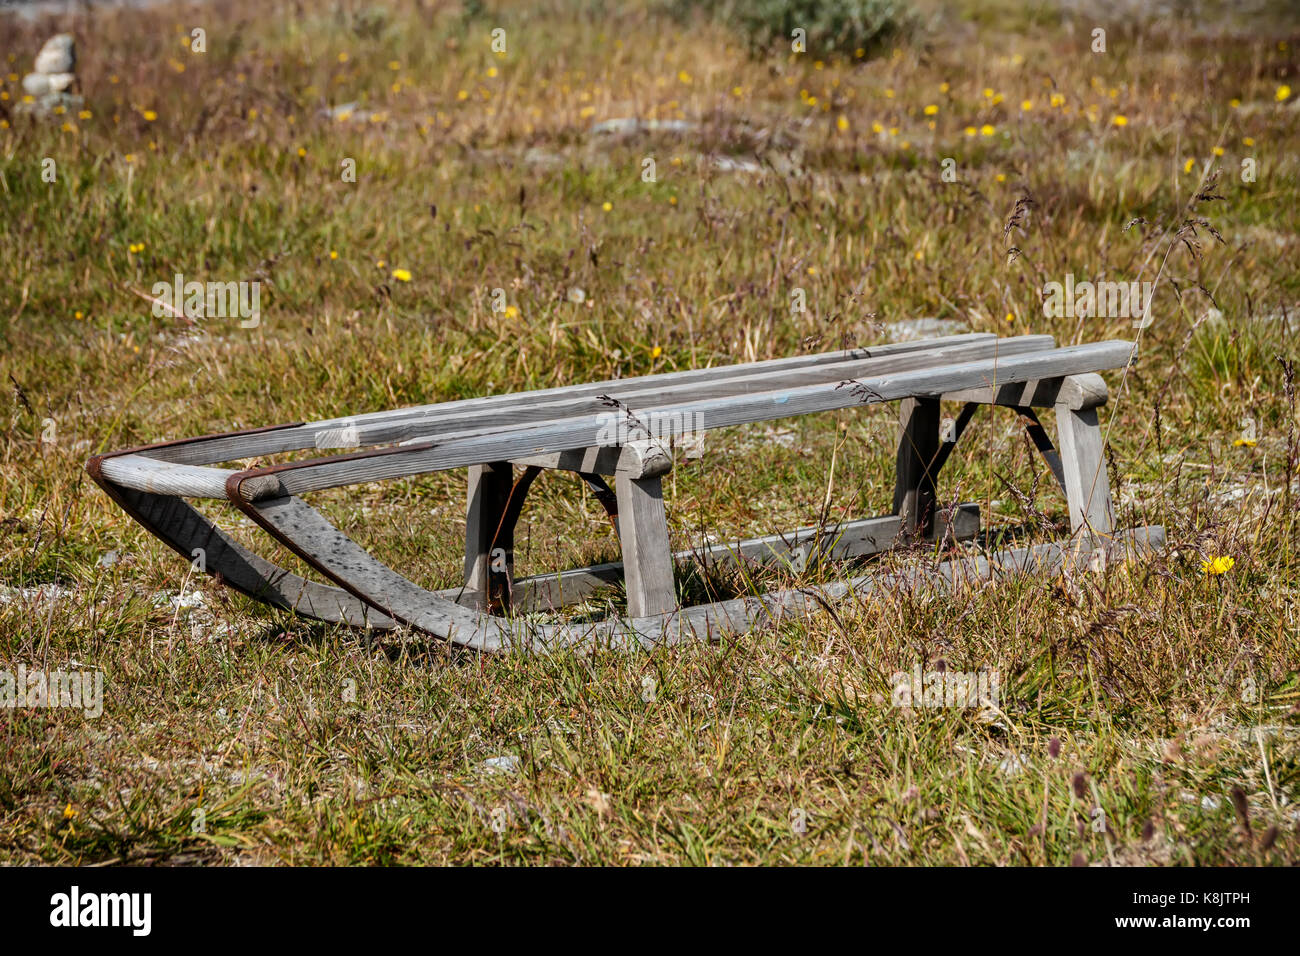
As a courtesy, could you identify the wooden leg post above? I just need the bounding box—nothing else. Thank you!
[893,396,941,537]
[615,474,677,617]
[1054,403,1115,538]
[464,461,514,611]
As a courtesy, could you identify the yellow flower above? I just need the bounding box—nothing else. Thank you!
[329,250,338,260]
[964,125,977,137]
[1242,136,1255,146]
[995,173,1006,182]
[1212,146,1224,157]
[1201,555,1234,575]
[923,104,938,116]
[457,90,469,101]
[128,242,145,254]
[1112,114,1128,126]
[1276,84,1291,102]
[1229,98,1240,108]
[375,259,386,269]
[297,147,306,157]
[580,105,596,118]
[983,87,994,99]
[872,121,884,134]
[78,110,92,119]
[1233,438,1257,448]
[731,86,743,97]
[1050,93,1065,108]
[390,268,412,282]
[991,93,1004,105]
[807,266,818,275]
[504,305,519,318]
[980,124,995,136]
[142,109,157,122]
[939,82,950,93]
[651,345,662,358]
[1021,99,1033,111]
[913,250,924,261]
[1183,157,1195,173]
[337,52,349,63]
[884,88,895,98]
[602,201,612,212]
[668,195,677,205]
[836,115,849,131]
[74,311,83,320]
[1005,312,1015,323]
[63,803,77,819]
[486,66,498,78]
[677,70,692,84]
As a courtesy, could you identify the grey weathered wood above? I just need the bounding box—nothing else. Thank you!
[140,335,1051,466]
[615,474,677,617]
[1056,402,1115,535]
[943,372,1108,411]
[509,439,672,478]
[99,454,234,498]
[893,397,941,535]
[246,341,1135,497]
[95,481,392,629]
[464,461,515,609]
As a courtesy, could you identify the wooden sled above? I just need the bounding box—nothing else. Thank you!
[86,333,1164,652]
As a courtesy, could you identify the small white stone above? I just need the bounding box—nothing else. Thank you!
[482,755,521,774]
[22,73,51,96]
[34,34,76,76]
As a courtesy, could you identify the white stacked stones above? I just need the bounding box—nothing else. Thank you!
[20,34,79,115]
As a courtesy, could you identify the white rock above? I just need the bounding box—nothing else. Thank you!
[22,73,51,96]
[34,34,75,76]
[481,755,521,774]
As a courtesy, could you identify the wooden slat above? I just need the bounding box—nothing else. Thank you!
[893,397,940,535]
[138,334,1038,465]
[1056,405,1115,534]
[240,341,1134,497]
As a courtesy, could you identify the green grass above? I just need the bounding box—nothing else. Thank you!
[1,0,1298,864]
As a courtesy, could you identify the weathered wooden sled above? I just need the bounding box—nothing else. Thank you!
[87,333,1163,652]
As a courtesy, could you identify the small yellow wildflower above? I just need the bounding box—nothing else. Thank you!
[939,82,950,93]
[74,311,83,320]
[504,305,519,319]
[602,201,613,212]
[375,259,386,269]
[983,87,994,99]
[677,70,692,84]
[1183,157,1195,173]
[1201,555,1234,575]
[1229,98,1240,108]
[142,109,157,122]
[1242,136,1255,147]
[486,66,498,78]
[457,90,469,101]
[1212,146,1224,157]
[995,173,1007,183]
[884,88,895,98]
[836,115,850,131]
[337,52,349,63]
[391,269,412,282]
[1050,93,1065,108]
[1112,114,1128,126]
[329,250,338,260]
[1276,84,1291,102]
[651,345,662,359]
[1021,99,1033,111]
[964,126,977,137]
[872,121,884,134]
[1233,438,1257,448]
[923,103,938,116]
[78,110,91,120]
[980,124,995,136]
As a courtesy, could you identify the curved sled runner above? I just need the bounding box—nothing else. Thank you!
[87,333,1164,652]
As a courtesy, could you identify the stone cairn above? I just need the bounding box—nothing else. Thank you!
[20,34,82,117]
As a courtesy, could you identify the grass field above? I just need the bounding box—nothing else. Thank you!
[1,0,1299,864]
